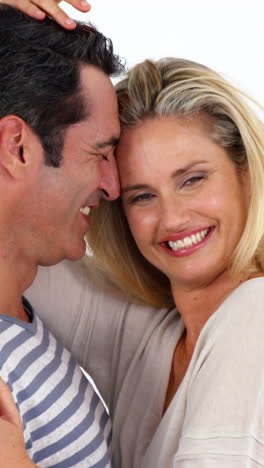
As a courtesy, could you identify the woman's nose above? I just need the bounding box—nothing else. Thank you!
[160,196,192,232]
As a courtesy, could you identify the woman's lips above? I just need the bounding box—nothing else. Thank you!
[160,226,214,257]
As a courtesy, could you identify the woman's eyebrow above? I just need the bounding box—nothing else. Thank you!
[122,184,150,194]
[171,160,208,177]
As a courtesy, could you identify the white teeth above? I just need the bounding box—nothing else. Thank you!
[168,228,210,251]
[183,237,192,247]
[80,206,91,216]
[177,240,184,248]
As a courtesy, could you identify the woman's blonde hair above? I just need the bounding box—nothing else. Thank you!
[87,58,264,308]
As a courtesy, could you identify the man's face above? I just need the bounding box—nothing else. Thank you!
[23,65,120,265]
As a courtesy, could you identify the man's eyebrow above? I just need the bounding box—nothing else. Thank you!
[95,137,119,149]
[122,160,208,193]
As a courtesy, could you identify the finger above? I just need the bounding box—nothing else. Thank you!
[28,0,74,28]
[0,0,46,20]
[0,378,22,428]
[65,0,91,13]
[32,0,91,29]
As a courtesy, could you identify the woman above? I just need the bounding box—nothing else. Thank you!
[3,2,264,467]
[28,60,264,467]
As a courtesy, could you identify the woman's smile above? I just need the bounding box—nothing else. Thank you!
[160,226,214,257]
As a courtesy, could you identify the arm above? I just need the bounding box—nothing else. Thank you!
[0,379,39,468]
[0,0,91,29]
[26,258,133,403]
[25,258,115,358]
[25,258,160,407]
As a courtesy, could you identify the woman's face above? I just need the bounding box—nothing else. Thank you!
[117,116,250,290]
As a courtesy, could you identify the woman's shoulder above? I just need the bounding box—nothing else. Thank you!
[188,276,264,378]
[204,276,264,337]
[171,277,264,450]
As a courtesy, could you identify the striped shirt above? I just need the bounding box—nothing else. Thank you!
[0,299,111,468]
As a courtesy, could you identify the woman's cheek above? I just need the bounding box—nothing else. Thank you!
[127,210,159,245]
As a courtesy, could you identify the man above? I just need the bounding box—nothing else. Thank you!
[0,5,123,467]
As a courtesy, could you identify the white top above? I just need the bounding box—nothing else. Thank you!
[26,259,264,467]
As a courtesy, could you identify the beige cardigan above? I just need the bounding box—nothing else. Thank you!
[26,258,264,467]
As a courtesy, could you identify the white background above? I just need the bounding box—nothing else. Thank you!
[62,0,264,105]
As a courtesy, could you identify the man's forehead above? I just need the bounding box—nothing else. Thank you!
[80,65,117,106]
[79,66,120,149]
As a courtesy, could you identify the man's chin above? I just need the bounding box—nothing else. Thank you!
[39,242,87,267]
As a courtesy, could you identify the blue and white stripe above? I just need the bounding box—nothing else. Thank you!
[0,304,111,467]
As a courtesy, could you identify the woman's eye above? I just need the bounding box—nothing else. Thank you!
[182,175,204,187]
[130,193,154,204]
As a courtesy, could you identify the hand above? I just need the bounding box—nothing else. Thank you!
[0,378,38,468]
[0,0,91,29]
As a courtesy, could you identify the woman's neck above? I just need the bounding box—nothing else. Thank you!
[170,271,248,352]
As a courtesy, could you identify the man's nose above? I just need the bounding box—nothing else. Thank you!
[99,154,120,201]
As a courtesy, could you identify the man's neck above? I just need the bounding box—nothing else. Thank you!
[0,257,36,323]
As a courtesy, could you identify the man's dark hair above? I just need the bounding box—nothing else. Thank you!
[0,5,124,167]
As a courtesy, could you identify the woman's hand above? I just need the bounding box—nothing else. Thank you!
[0,0,91,29]
[0,378,38,468]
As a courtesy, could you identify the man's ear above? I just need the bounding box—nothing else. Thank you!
[0,115,33,179]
